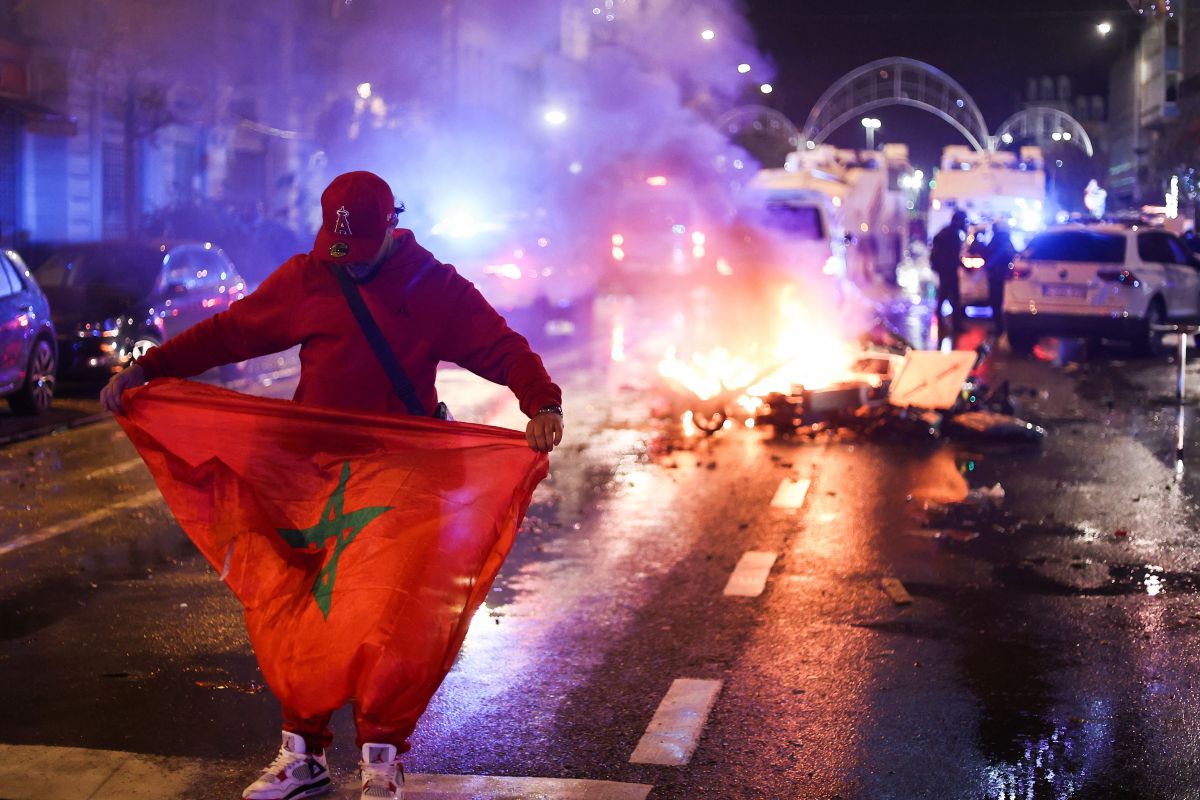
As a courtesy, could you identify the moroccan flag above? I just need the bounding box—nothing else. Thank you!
[116,379,548,738]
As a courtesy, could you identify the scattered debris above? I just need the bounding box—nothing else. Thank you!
[194,679,266,694]
[944,411,1046,442]
[906,529,941,540]
[748,346,1045,443]
[965,483,1006,506]
[905,528,979,543]
[880,577,914,605]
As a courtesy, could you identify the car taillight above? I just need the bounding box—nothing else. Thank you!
[1010,265,1032,280]
[1097,269,1141,287]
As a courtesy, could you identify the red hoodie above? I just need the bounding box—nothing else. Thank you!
[136,230,562,418]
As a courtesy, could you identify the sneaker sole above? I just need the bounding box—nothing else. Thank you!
[244,777,332,800]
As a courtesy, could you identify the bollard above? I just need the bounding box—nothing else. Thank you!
[1160,324,1199,402]
[1180,331,1189,401]
[1164,323,1200,473]
[1178,402,1186,471]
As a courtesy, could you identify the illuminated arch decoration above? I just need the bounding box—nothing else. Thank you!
[714,105,802,149]
[992,106,1095,157]
[801,57,991,152]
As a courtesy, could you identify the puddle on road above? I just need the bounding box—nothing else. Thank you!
[965,636,1107,799]
[951,572,1117,799]
[993,561,1200,598]
[980,714,1108,800]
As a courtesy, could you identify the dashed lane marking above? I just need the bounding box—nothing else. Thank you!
[0,745,653,800]
[880,577,914,605]
[629,678,723,766]
[769,477,811,509]
[0,489,162,557]
[84,457,146,481]
[723,551,778,597]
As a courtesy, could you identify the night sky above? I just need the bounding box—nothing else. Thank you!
[743,0,1134,170]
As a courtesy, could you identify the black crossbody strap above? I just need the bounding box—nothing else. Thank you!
[328,264,427,416]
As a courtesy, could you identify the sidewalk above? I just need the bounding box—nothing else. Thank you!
[0,744,652,800]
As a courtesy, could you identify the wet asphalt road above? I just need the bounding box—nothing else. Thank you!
[6,302,1200,798]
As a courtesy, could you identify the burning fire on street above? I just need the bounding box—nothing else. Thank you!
[654,280,1045,445]
[657,283,871,435]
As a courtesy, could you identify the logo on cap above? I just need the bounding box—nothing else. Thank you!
[328,242,350,258]
[333,206,353,236]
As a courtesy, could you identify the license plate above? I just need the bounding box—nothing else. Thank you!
[1042,283,1088,298]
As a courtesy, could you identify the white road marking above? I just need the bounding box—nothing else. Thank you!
[84,457,145,481]
[403,774,652,799]
[0,745,652,800]
[723,551,778,597]
[629,678,723,766]
[880,577,914,605]
[0,489,163,557]
[769,477,811,509]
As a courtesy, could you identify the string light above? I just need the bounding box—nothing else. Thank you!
[1128,0,1175,17]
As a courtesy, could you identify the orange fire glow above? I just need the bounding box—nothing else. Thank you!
[658,285,857,419]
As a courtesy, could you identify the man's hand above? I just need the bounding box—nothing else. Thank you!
[526,410,564,454]
[100,363,147,415]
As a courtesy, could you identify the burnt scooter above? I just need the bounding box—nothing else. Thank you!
[753,342,1045,442]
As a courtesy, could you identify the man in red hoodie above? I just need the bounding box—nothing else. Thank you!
[100,171,564,800]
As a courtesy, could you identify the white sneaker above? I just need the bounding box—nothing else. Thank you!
[359,743,404,799]
[242,731,332,800]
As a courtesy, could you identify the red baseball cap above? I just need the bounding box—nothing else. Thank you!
[312,171,396,263]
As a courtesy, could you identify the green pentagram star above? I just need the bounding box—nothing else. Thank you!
[278,461,393,619]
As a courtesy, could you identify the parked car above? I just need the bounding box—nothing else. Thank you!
[0,249,57,414]
[1004,224,1200,355]
[33,241,246,380]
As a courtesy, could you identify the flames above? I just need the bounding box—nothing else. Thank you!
[658,345,758,402]
[658,284,858,432]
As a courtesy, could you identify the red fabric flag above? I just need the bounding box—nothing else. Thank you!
[116,379,548,739]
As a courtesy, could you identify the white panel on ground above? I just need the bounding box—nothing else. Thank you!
[629,678,723,766]
[880,577,914,605]
[769,477,811,509]
[723,551,778,597]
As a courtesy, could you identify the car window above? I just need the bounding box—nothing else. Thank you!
[4,250,31,278]
[163,246,209,290]
[1166,236,1194,265]
[0,254,18,298]
[759,203,826,241]
[38,247,161,297]
[212,250,240,283]
[196,249,230,287]
[1138,232,1178,264]
[1024,231,1125,263]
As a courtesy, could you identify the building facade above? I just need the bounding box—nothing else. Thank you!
[1107,2,1197,212]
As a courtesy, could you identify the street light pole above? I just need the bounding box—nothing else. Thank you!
[861,117,881,151]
